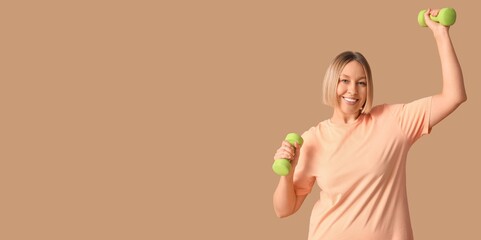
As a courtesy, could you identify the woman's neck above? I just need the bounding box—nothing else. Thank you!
[330,110,362,124]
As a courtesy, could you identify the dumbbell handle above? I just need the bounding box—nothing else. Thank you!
[272,133,304,176]
[418,8,456,27]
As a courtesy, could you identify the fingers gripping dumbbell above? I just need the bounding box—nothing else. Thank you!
[272,133,303,176]
[418,7,456,27]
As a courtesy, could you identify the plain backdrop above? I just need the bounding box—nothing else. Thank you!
[1,0,480,239]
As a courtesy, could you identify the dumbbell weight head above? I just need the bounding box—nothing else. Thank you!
[272,159,292,176]
[418,7,456,27]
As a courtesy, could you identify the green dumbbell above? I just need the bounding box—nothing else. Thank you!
[272,133,304,176]
[418,8,456,27]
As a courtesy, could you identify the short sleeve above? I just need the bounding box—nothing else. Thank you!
[397,96,432,143]
[293,128,317,196]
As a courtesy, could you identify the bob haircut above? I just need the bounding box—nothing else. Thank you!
[322,51,373,114]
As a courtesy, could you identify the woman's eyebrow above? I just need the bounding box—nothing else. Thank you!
[340,74,366,80]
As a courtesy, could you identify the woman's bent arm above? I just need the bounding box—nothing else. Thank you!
[272,141,307,218]
[273,174,307,218]
[425,9,467,127]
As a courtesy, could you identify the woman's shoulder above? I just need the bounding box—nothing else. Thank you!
[369,102,404,117]
[302,122,323,136]
[370,98,431,116]
[300,121,328,140]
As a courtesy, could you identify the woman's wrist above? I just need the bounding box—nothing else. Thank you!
[433,28,450,41]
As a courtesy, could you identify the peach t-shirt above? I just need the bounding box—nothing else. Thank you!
[294,97,432,240]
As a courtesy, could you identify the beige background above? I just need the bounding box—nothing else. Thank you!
[1,0,479,239]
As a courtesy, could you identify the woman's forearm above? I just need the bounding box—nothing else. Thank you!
[273,174,298,218]
[434,30,467,102]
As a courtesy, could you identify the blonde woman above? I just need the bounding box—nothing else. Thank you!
[273,8,466,240]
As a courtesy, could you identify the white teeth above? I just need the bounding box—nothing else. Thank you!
[343,97,357,103]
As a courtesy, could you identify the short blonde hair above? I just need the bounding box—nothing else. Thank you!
[322,51,374,114]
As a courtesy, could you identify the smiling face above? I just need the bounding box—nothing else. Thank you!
[334,60,368,121]
[322,51,374,119]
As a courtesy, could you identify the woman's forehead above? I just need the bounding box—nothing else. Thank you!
[340,62,366,78]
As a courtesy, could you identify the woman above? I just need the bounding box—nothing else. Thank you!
[272,9,467,240]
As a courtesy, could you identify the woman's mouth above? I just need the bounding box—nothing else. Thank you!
[342,96,359,105]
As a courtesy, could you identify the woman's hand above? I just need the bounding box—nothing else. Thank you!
[423,8,450,35]
[274,141,301,171]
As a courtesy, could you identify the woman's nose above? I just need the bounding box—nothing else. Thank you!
[348,84,358,95]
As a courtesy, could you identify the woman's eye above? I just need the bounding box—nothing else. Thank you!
[340,79,349,83]
[358,82,367,86]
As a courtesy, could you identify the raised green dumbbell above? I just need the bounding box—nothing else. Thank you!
[272,133,304,176]
[418,8,456,27]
